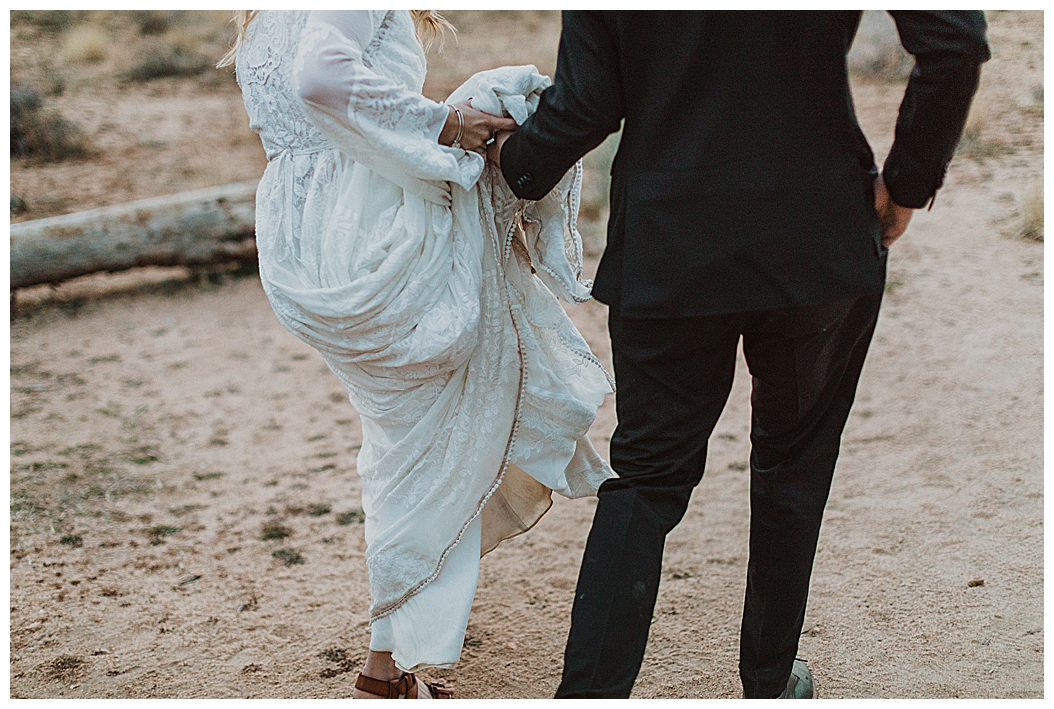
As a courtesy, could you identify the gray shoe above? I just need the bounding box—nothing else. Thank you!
[777,659,815,699]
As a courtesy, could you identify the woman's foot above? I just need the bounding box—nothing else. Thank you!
[353,650,452,698]
[354,651,406,699]
[354,673,446,699]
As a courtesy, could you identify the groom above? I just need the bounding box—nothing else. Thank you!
[494,11,989,698]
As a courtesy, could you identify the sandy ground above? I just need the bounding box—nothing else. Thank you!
[9,11,1043,698]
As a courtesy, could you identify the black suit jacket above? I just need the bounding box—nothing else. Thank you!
[501,11,989,318]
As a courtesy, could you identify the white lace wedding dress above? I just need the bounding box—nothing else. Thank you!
[236,10,614,673]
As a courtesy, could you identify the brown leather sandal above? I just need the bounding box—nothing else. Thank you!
[354,672,454,699]
[425,679,454,699]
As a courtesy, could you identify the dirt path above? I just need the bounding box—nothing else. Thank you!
[9,11,1042,699]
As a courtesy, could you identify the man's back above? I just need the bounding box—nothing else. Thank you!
[605,12,870,181]
[501,11,989,318]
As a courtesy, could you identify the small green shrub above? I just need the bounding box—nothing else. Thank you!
[44,654,84,681]
[147,524,181,545]
[11,86,90,162]
[59,533,84,547]
[11,195,28,215]
[123,44,210,82]
[335,509,366,526]
[131,10,184,36]
[272,548,304,566]
[12,10,74,32]
[261,521,293,541]
[11,86,42,124]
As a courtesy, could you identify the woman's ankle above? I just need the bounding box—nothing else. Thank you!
[362,650,401,681]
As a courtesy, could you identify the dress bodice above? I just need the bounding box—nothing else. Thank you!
[237,10,428,160]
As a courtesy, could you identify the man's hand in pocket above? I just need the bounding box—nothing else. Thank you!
[874,174,915,248]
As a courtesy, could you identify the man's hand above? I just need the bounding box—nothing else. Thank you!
[487,129,515,169]
[874,173,915,248]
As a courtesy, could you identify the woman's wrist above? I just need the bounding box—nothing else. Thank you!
[438,106,459,146]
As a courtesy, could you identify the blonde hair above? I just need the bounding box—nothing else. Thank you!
[216,10,258,68]
[411,10,455,52]
[217,10,452,68]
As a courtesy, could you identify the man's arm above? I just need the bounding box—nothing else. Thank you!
[500,11,625,201]
[882,11,990,210]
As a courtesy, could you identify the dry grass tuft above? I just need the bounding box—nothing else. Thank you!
[62,25,109,63]
[956,97,1011,160]
[1014,182,1043,242]
[962,100,988,145]
[848,11,913,82]
[164,27,208,56]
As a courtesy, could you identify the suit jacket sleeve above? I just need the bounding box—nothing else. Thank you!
[501,11,625,201]
[883,11,990,209]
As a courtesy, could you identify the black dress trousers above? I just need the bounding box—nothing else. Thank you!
[555,289,884,698]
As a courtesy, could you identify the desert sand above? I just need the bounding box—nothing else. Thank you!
[9,11,1042,698]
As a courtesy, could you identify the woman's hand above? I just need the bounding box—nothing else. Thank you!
[439,99,518,152]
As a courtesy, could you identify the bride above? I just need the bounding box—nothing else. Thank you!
[220,10,614,698]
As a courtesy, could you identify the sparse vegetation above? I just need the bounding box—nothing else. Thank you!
[956,98,1012,160]
[43,654,85,681]
[61,25,109,63]
[1014,182,1043,242]
[261,521,293,541]
[44,71,66,96]
[11,195,29,215]
[12,10,75,32]
[131,10,183,36]
[10,86,91,162]
[962,100,988,146]
[147,524,182,545]
[318,647,359,678]
[336,509,366,526]
[126,446,159,465]
[272,548,304,566]
[59,533,84,547]
[848,11,913,82]
[5,11,1043,700]
[123,42,211,82]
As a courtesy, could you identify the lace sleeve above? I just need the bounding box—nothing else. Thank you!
[294,11,484,199]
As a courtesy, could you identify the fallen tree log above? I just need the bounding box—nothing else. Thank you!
[10,180,259,289]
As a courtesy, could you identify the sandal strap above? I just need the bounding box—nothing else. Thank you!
[355,672,418,698]
[428,680,455,699]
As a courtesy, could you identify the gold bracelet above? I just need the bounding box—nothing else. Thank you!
[451,106,464,149]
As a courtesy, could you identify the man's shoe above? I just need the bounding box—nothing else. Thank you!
[777,659,815,699]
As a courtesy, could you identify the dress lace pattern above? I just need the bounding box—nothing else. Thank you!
[237,11,613,624]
